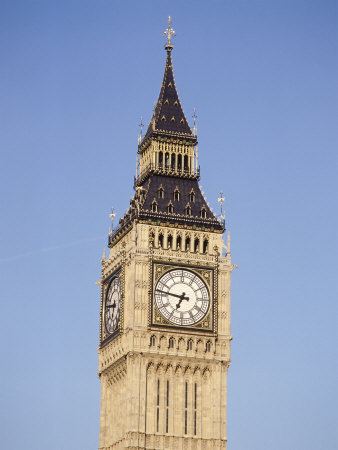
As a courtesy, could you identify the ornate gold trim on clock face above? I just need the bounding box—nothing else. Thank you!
[151,263,214,332]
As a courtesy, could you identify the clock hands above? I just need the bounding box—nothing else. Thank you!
[156,289,189,309]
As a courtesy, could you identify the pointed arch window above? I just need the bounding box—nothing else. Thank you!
[161,115,166,121]
[176,235,182,250]
[150,335,156,347]
[190,190,196,203]
[180,118,185,124]
[171,116,176,122]
[185,204,192,216]
[171,153,176,170]
[167,234,173,248]
[187,339,193,351]
[158,186,164,199]
[168,337,175,349]
[165,152,170,168]
[185,236,191,251]
[177,154,182,171]
[203,239,208,254]
[206,341,211,352]
[194,238,199,253]
[167,202,174,214]
[158,233,164,248]
[164,98,169,104]
[200,207,207,218]
[174,188,180,201]
[174,100,178,106]
[152,200,158,212]
[184,155,189,171]
[158,151,163,168]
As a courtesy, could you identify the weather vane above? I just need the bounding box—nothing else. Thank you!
[163,16,176,46]
[192,108,197,136]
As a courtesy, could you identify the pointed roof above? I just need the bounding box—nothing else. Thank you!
[141,46,195,143]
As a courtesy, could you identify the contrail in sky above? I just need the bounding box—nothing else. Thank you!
[0,236,106,263]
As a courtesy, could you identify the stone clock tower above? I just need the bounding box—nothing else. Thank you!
[98,18,234,450]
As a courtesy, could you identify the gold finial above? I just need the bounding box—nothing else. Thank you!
[163,16,176,48]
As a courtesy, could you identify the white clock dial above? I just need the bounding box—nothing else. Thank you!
[105,276,121,334]
[155,268,210,326]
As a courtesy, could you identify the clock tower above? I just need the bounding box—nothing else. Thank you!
[98,18,234,450]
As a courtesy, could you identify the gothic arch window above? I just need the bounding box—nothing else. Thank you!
[150,335,156,347]
[173,188,180,201]
[176,235,182,250]
[190,190,196,203]
[159,151,163,168]
[171,116,176,122]
[184,155,189,171]
[194,238,199,253]
[164,98,169,104]
[177,154,182,171]
[200,207,207,218]
[171,153,176,170]
[161,115,166,121]
[167,202,174,214]
[152,200,158,212]
[158,233,164,248]
[174,100,178,106]
[187,339,193,351]
[206,341,211,352]
[185,236,191,251]
[158,186,164,199]
[203,239,208,254]
[168,337,175,349]
[167,234,173,248]
[185,204,192,216]
[180,118,185,124]
[165,152,170,168]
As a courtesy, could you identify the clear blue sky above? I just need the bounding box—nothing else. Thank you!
[1,1,337,449]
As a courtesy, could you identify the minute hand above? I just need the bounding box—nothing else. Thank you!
[156,289,189,300]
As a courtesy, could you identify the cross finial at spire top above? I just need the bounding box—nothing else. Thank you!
[163,16,176,51]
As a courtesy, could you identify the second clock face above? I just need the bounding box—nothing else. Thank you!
[155,268,210,326]
[105,276,121,334]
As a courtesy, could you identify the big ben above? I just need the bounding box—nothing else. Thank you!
[98,18,234,450]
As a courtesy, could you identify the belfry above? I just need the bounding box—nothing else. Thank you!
[98,18,234,450]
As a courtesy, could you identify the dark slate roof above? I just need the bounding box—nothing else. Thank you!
[141,175,213,218]
[142,49,194,141]
[108,175,224,246]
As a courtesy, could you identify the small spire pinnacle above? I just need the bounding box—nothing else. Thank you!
[109,207,116,227]
[218,191,225,224]
[138,116,143,144]
[192,108,197,136]
[163,16,176,51]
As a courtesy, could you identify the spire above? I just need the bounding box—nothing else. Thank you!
[141,17,195,144]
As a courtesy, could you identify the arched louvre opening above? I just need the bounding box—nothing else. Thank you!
[203,239,208,254]
[158,233,164,248]
[158,151,163,168]
[171,153,176,170]
[176,235,182,250]
[185,236,190,251]
[184,155,189,171]
[194,238,199,253]
[177,154,182,171]
[165,152,170,169]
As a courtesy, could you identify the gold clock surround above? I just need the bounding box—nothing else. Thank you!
[150,261,216,333]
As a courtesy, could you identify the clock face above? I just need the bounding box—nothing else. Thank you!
[154,268,210,326]
[105,276,121,334]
